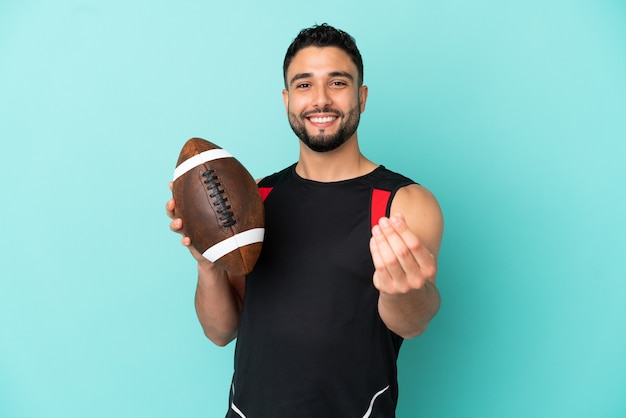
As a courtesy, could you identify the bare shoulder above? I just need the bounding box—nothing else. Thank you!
[391,184,442,218]
[390,184,444,258]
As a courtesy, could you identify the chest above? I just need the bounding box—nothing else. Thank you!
[262,181,374,278]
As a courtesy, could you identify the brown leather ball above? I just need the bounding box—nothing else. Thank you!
[172,138,264,276]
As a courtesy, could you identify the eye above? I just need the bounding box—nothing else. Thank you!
[330,80,348,88]
[296,82,311,89]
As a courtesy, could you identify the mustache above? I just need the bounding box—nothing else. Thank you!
[302,107,343,118]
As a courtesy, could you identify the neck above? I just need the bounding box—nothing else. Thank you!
[295,136,377,182]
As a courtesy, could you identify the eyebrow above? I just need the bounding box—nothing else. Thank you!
[289,71,354,87]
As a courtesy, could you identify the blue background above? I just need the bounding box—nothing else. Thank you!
[1,1,625,417]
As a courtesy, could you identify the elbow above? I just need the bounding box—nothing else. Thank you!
[396,322,429,340]
[398,305,440,339]
[201,326,238,347]
[210,335,235,347]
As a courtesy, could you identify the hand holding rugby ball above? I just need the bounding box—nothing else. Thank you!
[172,138,264,276]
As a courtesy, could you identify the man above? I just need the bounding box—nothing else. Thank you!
[167,23,443,417]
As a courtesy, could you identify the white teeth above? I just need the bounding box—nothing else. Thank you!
[310,116,336,123]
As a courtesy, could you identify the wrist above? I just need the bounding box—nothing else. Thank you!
[197,259,227,283]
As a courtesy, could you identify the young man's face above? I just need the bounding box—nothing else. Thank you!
[283,46,368,153]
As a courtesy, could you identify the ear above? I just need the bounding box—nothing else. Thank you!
[282,88,289,113]
[359,85,368,113]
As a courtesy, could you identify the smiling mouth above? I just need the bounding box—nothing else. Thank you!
[308,116,337,124]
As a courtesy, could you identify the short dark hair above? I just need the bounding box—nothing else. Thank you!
[283,23,364,88]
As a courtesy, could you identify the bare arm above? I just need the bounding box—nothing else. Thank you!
[166,189,243,346]
[370,184,444,339]
[194,259,244,346]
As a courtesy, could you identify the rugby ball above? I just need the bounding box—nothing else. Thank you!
[172,137,264,276]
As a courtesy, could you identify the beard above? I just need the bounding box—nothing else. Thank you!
[287,103,361,153]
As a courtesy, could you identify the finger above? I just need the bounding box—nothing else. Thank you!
[369,234,392,291]
[369,232,387,274]
[376,216,419,278]
[388,214,436,277]
[170,217,183,232]
[166,198,176,218]
[371,222,407,282]
[184,237,209,264]
[371,230,414,294]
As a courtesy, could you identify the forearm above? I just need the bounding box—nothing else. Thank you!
[378,280,440,339]
[194,261,242,346]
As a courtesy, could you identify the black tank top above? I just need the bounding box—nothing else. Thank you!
[227,164,416,418]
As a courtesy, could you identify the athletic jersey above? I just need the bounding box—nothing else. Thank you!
[227,164,416,418]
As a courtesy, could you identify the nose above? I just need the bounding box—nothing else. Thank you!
[312,85,332,109]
